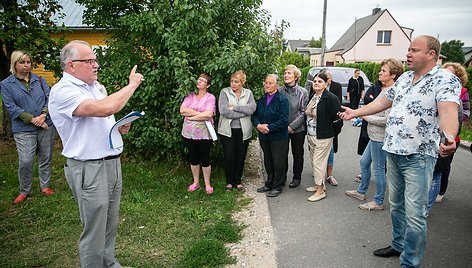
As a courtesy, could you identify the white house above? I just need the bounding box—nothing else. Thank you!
[311,8,413,66]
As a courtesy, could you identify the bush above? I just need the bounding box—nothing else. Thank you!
[337,62,382,83]
[78,0,284,160]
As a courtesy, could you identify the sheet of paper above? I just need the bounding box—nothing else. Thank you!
[205,120,218,141]
[109,111,145,149]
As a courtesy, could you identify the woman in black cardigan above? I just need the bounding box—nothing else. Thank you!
[305,73,342,202]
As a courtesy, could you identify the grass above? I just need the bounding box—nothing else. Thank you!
[0,138,248,267]
[460,120,472,141]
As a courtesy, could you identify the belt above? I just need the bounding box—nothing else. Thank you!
[87,153,121,162]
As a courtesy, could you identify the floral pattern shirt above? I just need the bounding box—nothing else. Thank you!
[383,65,461,158]
[181,92,216,140]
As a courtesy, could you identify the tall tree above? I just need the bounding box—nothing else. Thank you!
[441,40,465,64]
[76,0,284,159]
[278,51,310,69]
[309,36,322,48]
[0,0,66,138]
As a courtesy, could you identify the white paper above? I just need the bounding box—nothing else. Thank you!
[109,111,145,149]
[205,120,218,141]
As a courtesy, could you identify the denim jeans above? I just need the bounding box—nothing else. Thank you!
[358,141,387,204]
[327,145,335,166]
[387,153,435,268]
[427,171,442,213]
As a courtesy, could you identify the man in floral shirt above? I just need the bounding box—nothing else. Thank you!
[340,35,461,268]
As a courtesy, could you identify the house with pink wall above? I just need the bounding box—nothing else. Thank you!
[310,8,413,66]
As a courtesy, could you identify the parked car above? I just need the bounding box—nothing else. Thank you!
[304,67,371,105]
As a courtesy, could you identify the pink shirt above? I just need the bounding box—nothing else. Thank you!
[181,92,216,140]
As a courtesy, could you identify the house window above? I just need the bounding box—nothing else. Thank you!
[377,31,392,44]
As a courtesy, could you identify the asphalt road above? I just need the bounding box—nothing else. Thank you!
[265,122,472,268]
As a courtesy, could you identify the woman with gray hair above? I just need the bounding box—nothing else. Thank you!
[1,50,56,204]
[278,64,308,188]
[253,74,289,197]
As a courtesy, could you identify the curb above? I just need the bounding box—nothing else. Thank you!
[459,139,471,151]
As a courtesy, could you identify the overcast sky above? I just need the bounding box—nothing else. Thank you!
[261,0,472,48]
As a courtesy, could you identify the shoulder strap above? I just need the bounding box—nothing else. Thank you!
[38,76,45,92]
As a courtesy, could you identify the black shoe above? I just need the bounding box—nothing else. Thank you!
[289,179,301,188]
[267,190,282,197]
[257,186,271,193]
[373,246,401,258]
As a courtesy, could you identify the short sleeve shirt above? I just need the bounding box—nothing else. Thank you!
[48,72,122,160]
[383,65,461,158]
[181,92,216,140]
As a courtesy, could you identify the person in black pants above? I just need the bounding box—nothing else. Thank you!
[217,70,256,191]
[278,65,308,188]
[253,74,289,197]
[347,69,365,109]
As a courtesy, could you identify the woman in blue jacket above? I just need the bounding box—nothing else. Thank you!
[252,74,289,198]
[1,51,56,204]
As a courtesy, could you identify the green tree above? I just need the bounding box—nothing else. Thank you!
[441,40,465,64]
[278,51,310,70]
[76,0,284,159]
[309,36,322,48]
[0,0,66,137]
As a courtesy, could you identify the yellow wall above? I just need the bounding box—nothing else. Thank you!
[34,29,109,85]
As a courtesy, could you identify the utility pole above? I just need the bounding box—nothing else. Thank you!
[320,0,327,67]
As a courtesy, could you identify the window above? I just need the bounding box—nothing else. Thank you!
[377,31,392,44]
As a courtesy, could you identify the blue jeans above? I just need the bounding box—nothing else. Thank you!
[427,171,441,213]
[387,153,435,268]
[358,141,387,204]
[327,145,334,166]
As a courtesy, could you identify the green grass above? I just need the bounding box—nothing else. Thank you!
[460,120,472,141]
[0,139,247,267]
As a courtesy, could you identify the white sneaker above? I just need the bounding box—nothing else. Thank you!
[308,192,326,202]
[345,190,366,201]
[306,184,326,192]
[326,176,338,186]
[435,195,444,203]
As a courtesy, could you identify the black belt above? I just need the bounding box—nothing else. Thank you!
[87,153,121,161]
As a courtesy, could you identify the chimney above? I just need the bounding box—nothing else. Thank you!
[372,7,381,15]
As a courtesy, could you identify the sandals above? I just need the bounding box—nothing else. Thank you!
[225,184,233,192]
[236,184,245,191]
[187,183,200,192]
[188,183,213,194]
[205,186,214,195]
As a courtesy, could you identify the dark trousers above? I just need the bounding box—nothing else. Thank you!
[288,131,306,180]
[349,92,361,109]
[260,139,289,191]
[220,128,250,185]
[439,141,459,195]
[185,138,212,167]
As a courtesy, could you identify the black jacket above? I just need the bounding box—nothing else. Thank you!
[329,81,342,103]
[308,89,342,139]
[347,76,365,95]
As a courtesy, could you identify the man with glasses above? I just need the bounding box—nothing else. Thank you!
[48,40,144,268]
[340,35,461,268]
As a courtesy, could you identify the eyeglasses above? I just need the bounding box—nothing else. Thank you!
[197,78,208,84]
[72,59,99,65]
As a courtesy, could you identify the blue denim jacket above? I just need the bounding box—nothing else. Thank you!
[1,73,53,133]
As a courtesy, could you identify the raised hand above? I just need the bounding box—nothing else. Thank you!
[129,65,144,87]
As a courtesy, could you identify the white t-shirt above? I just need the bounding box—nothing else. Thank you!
[49,72,123,160]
